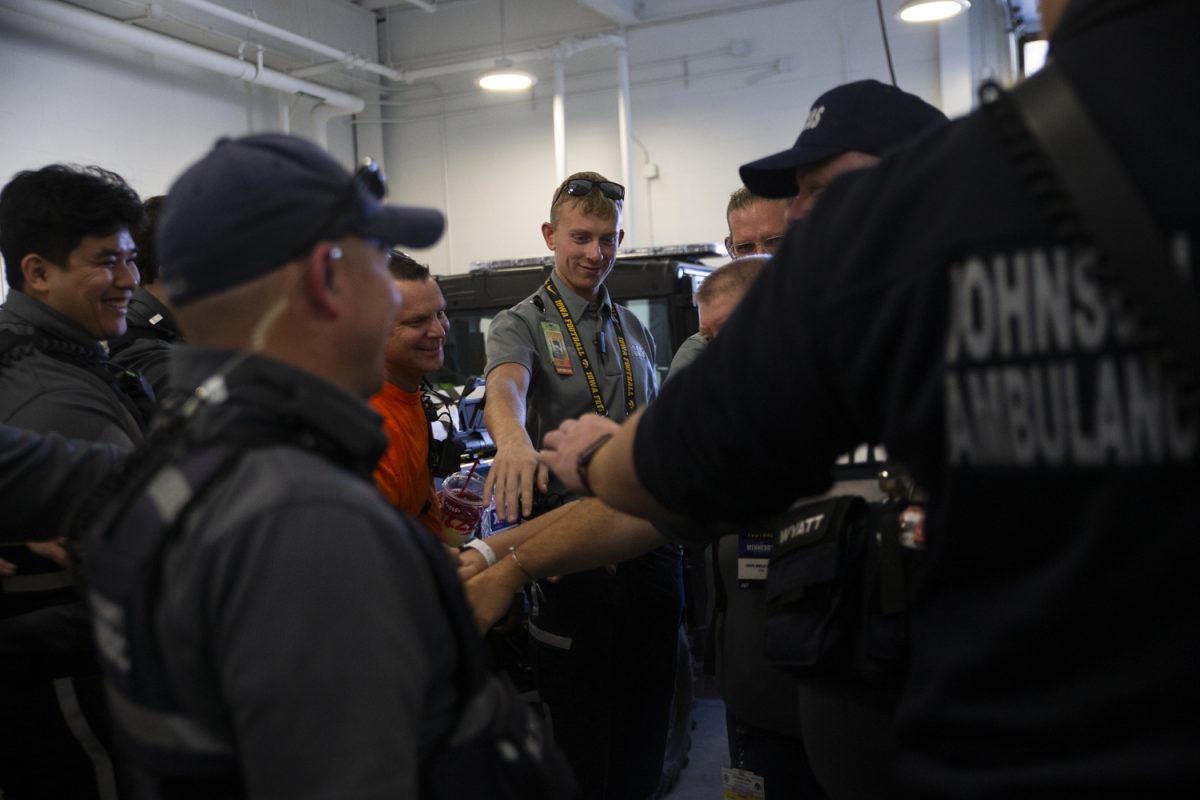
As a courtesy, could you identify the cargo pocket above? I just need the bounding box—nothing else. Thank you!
[763,495,869,677]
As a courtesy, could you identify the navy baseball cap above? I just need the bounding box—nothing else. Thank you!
[739,80,948,198]
[159,133,445,307]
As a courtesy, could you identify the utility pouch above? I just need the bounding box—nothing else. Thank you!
[763,495,869,676]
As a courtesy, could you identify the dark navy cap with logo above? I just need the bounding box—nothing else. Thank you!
[739,79,948,198]
[158,133,445,307]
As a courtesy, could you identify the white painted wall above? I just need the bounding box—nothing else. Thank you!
[0,0,374,295]
[381,0,963,273]
[0,0,1016,291]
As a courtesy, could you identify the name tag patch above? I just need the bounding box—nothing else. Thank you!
[737,532,772,585]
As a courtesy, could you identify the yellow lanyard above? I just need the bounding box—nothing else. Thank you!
[543,278,637,417]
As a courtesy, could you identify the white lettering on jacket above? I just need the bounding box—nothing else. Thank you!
[943,234,1197,466]
[778,513,825,546]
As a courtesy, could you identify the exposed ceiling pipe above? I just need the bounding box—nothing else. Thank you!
[397,33,625,83]
[357,0,437,11]
[552,56,567,182]
[168,0,405,82]
[0,0,365,147]
[615,41,635,245]
[142,3,630,98]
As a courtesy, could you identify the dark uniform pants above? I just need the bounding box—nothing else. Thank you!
[726,709,827,799]
[530,551,682,800]
[0,672,121,800]
[0,599,124,800]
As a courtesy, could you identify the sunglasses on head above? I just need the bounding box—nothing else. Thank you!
[354,157,386,200]
[552,178,625,207]
[299,157,388,256]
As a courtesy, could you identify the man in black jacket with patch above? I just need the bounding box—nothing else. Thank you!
[539,1,1200,796]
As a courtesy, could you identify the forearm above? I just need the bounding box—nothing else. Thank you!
[512,498,666,578]
[483,365,544,521]
[0,425,125,540]
[483,373,531,450]
[472,503,575,556]
[463,497,666,632]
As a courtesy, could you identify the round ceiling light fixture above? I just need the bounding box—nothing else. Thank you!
[478,59,537,92]
[897,0,970,23]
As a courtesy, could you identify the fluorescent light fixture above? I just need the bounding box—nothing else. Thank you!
[897,0,970,23]
[478,60,537,92]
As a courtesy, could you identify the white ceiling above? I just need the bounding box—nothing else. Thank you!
[33,0,1042,108]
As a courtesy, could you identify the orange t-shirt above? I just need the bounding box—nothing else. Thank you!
[368,383,444,540]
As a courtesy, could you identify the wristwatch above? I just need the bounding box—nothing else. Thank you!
[576,433,614,496]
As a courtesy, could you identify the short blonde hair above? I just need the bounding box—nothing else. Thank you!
[696,255,769,305]
[549,170,623,225]
[725,187,789,236]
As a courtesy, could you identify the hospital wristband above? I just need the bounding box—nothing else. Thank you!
[461,537,497,567]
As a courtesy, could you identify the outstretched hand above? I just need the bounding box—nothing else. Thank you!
[539,414,622,495]
[483,438,547,524]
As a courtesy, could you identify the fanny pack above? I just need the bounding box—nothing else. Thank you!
[763,495,914,685]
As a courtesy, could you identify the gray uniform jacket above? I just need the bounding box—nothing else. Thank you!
[665,332,706,379]
[0,290,143,656]
[0,290,144,449]
[153,347,458,799]
[485,274,658,496]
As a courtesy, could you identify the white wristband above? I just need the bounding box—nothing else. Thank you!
[462,537,497,567]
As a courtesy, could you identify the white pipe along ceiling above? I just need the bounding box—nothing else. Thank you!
[0,0,367,146]
[1,0,637,200]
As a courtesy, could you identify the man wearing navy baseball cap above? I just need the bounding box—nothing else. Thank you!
[80,134,570,798]
[740,79,947,222]
[687,81,948,798]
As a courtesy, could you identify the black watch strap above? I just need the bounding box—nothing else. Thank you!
[576,433,614,496]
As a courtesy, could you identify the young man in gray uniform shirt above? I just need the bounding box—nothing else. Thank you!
[483,172,681,799]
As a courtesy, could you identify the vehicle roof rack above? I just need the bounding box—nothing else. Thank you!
[468,243,724,272]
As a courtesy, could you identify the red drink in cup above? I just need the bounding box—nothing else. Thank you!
[440,469,486,546]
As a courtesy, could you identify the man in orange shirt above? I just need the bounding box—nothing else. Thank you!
[369,252,451,540]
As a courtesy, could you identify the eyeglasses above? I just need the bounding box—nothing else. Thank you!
[729,234,786,258]
[552,178,625,207]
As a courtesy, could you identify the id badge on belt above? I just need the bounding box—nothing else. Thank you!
[722,767,765,799]
[737,531,772,587]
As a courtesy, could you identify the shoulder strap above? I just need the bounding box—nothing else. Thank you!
[983,66,1200,384]
[85,438,247,786]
